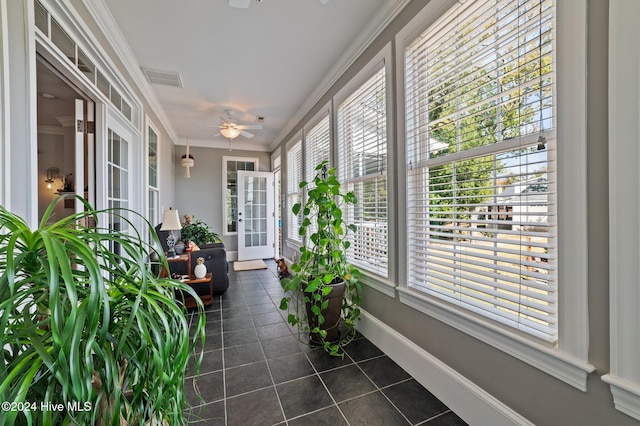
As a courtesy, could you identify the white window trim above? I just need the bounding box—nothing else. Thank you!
[333,42,396,293]
[145,115,160,229]
[601,0,640,420]
[395,0,593,390]
[222,156,259,236]
[284,133,303,247]
[271,151,281,172]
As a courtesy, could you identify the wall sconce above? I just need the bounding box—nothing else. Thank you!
[45,167,60,189]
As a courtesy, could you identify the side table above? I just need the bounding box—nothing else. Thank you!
[159,254,214,308]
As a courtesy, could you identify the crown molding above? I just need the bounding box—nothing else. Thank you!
[81,0,178,144]
[37,125,66,136]
[269,0,411,151]
[175,138,272,153]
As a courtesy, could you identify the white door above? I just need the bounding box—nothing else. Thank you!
[74,99,96,214]
[237,171,275,261]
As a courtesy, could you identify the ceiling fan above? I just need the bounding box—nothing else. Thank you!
[216,110,263,140]
[228,0,329,8]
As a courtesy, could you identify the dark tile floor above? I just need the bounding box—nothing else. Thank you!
[184,259,468,426]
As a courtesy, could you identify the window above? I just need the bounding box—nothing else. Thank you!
[107,129,129,257]
[147,124,159,231]
[337,60,389,278]
[305,113,330,180]
[398,0,591,389]
[223,157,257,234]
[404,0,556,342]
[286,139,303,243]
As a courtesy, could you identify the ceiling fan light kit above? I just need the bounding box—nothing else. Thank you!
[217,109,263,142]
[220,126,241,140]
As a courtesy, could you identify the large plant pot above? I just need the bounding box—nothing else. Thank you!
[305,280,346,346]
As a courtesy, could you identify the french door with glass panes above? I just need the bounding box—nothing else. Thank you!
[237,171,275,261]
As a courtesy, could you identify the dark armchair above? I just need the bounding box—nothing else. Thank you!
[154,224,229,296]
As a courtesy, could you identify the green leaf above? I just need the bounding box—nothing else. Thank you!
[279,299,289,310]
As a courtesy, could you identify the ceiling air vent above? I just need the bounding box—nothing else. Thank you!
[141,67,183,88]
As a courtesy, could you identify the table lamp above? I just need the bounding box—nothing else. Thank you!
[160,208,182,258]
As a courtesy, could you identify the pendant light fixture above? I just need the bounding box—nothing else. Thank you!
[181,138,194,178]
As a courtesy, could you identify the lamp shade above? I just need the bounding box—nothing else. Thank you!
[160,209,182,231]
[220,127,240,140]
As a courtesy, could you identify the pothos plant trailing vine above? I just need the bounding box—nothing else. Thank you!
[279,160,362,357]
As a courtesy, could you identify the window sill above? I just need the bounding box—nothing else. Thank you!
[360,271,396,298]
[602,375,640,422]
[397,287,595,391]
[285,239,302,249]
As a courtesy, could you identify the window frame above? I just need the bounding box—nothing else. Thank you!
[222,156,259,236]
[285,136,303,246]
[333,43,395,294]
[395,0,593,390]
[145,117,160,233]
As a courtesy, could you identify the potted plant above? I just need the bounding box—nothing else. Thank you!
[279,160,362,357]
[0,196,206,425]
[180,214,221,247]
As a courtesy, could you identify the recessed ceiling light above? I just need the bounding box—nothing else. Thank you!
[41,93,56,99]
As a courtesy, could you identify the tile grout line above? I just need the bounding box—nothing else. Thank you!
[303,350,353,425]
[219,283,229,426]
[237,267,290,425]
[417,409,454,425]
[350,353,414,425]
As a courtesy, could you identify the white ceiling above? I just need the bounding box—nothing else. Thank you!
[100,0,404,151]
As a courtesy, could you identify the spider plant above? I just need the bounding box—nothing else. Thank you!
[0,196,206,425]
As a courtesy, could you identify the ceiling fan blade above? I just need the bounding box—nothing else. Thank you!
[239,130,255,139]
[236,124,263,130]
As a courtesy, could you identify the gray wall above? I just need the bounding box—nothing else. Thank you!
[174,146,271,252]
[276,1,633,424]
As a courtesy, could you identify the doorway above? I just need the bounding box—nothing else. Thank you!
[237,171,275,261]
[37,57,95,223]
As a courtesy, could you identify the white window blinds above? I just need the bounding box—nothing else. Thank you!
[286,140,303,242]
[305,115,331,180]
[338,64,388,278]
[405,0,557,342]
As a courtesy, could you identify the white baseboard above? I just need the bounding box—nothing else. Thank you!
[227,251,238,262]
[357,310,534,426]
